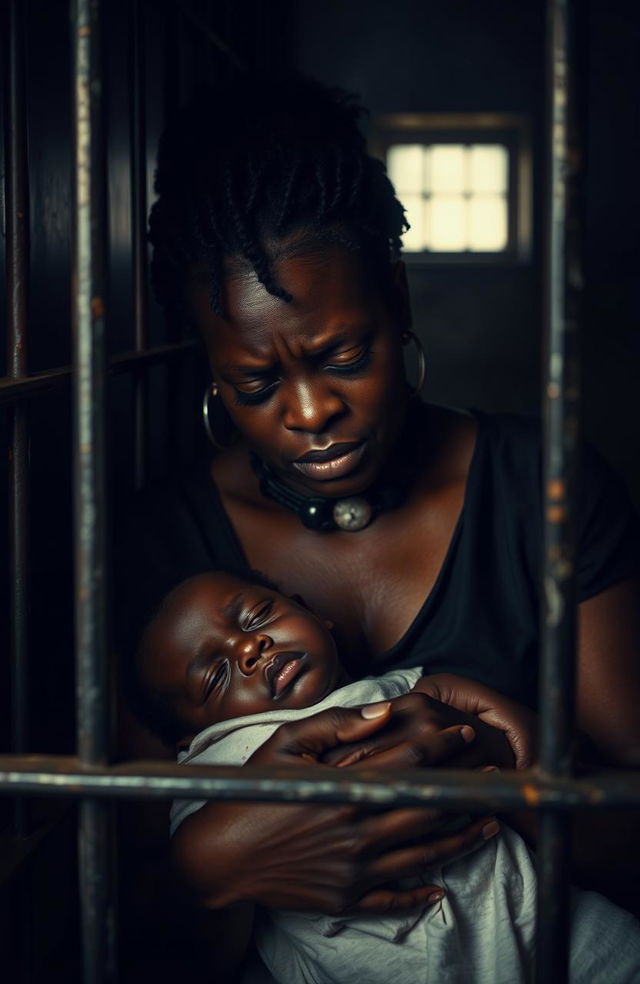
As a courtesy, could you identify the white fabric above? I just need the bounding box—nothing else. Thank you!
[171,667,640,983]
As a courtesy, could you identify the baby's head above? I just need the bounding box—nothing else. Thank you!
[133,570,346,747]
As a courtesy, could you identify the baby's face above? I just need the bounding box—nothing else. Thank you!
[139,572,345,741]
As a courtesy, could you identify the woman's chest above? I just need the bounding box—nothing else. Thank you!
[223,480,466,668]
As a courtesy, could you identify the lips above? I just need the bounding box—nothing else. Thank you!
[266,652,306,698]
[295,441,363,464]
[292,441,367,481]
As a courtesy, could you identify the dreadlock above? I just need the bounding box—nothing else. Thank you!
[148,73,408,320]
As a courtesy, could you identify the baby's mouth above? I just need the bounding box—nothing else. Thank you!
[266,652,306,698]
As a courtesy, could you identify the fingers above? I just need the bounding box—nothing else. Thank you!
[341,723,476,770]
[353,883,446,916]
[368,815,500,884]
[361,806,451,854]
[254,703,393,764]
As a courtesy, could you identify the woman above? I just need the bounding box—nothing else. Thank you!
[119,74,640,976]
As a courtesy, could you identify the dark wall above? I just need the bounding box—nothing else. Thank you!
[293,0,640,502]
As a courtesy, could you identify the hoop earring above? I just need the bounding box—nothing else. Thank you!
[202,383,236,450]
[402,331,426,397]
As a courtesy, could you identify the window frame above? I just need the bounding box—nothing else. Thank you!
[369,112,533,266]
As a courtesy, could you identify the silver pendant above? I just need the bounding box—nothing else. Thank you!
[333,497,373,532]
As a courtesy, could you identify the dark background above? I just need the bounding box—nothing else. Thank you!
[1,0,638,978]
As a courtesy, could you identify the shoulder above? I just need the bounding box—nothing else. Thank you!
[421,403,542,501]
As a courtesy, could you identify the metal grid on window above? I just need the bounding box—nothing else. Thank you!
[1,1,640,982]
[370,113,532,263]
[387,142,511,252]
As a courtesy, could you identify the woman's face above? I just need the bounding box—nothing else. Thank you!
[188,245,411,497]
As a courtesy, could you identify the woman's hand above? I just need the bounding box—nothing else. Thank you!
[172,703,499,916]
[321,685,527,771]
[414,674,538,769]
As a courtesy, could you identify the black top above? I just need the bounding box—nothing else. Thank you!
[115,411,640,709]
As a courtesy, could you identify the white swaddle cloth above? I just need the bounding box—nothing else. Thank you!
[171,666,640,983]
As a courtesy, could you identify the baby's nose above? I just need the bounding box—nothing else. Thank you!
[236,633,272,673]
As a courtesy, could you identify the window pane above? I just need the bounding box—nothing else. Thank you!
[387,145,424,193]
[429,145,466,193]
[469,145,508,193]
[428,194,467,250]
[400,192,424,250]
[468,195,508,250]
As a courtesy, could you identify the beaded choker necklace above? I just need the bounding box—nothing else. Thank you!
[250,453,415,531]
[250,407,426,532]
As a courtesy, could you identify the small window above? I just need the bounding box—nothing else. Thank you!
[370,114,532,263]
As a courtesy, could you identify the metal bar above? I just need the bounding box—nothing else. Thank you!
[537,1,585,980]
[130,0,150,489]
[0,339,196,405]
[71,1,115,980]
[4,0,30,840]
[0,759,639,808]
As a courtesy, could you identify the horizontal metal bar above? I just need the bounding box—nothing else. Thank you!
[0,758,639,809]
[0,339,197,405]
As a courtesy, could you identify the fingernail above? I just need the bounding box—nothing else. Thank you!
[460,725,475,743]
[428,890,444,904]
[481,765,501,773]
[361,702,391,719]
[482,820,500,839]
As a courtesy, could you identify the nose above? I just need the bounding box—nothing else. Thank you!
[235,633,273,674]
[281,375,347,434]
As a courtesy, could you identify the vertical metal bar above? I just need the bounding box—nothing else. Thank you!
[4,0,30,840]
[130,0,149,490]
[71,1,115,981]
[537,1,584,981]
[162,2,188,474]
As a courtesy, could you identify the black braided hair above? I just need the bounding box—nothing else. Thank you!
[148,73,408,320]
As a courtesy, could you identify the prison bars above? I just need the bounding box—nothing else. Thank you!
[535,1,585,980]
[1,0,634,982]
[4,0,30,842]
[71,2,114,981]
[130,0,150,490]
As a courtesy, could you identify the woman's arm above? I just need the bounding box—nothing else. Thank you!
[577,577,640,765]
[570,578,640,898]
[172,703,498,915]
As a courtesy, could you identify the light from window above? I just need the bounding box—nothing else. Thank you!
[387,143,509,252]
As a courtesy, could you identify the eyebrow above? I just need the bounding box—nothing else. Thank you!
[221,326,372,374]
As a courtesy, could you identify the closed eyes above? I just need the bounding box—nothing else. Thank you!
[202,660,228,703]
[231,344,372,407]
[242,598,274,630]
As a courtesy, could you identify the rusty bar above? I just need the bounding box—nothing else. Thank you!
[4,0,31,839]
[0,340,196,406]
[70,0,115,980]
[0,758,639,809]
[129,0,150,489]
[537,1,585,980]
